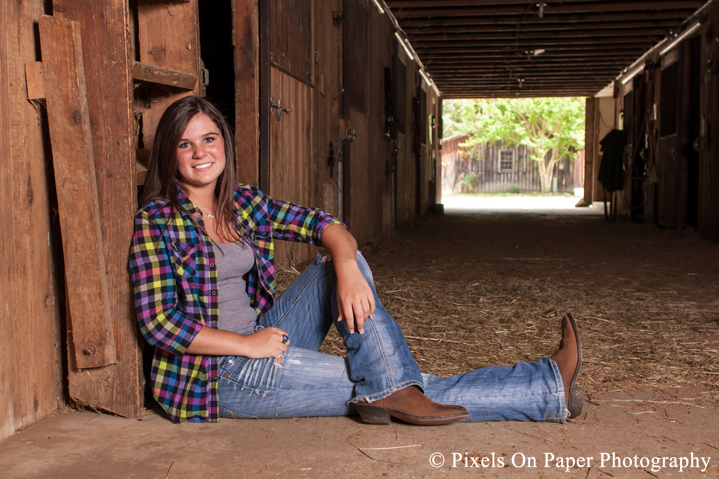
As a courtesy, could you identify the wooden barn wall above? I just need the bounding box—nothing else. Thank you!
[281,0,431,257]
[313,0,343,220]
[257,0,433,266]
[614,2,718,241]
[441,136,580,194]
[395,47,421,226]
[0,0,439,441]
[0,0,64,441]
[56,0,145,421]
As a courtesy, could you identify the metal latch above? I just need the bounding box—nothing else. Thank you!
[346,128,357,143]
[269,97,292,121]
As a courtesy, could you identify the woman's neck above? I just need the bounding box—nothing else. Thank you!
[182,184,217,216]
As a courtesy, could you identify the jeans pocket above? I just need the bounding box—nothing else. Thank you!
[221,356,280,394]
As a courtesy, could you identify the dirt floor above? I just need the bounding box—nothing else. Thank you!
[1,196,718,478]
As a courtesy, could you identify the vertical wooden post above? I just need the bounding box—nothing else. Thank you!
[579,97,595,207]
[259,0,271,193]
[235,0,260,186]
[698,0,719,241]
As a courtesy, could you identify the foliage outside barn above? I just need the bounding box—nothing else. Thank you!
[442,98,585,194]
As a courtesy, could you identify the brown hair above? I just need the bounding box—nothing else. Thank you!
[141,96,237,241]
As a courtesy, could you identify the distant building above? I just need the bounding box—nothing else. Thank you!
[442,134,584,194]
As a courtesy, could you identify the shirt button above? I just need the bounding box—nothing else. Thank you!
[211,290,217,296]
[210,263,215,268]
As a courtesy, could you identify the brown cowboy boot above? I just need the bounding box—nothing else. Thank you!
[354,386,468,425]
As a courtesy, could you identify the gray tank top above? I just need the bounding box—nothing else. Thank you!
[215,241,258,335]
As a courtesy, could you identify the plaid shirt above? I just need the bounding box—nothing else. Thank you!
[129,184,342,423]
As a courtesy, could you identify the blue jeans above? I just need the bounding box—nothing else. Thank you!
[218,252,568,422]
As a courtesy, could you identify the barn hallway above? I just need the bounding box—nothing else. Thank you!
[1,208,718,478]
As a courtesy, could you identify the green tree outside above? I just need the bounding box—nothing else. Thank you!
[443,98,585,193]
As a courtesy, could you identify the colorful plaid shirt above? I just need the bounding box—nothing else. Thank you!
[129,184,342,423]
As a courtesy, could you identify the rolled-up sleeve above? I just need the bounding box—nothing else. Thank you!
[129,211,203,355]
[259,191,344,245]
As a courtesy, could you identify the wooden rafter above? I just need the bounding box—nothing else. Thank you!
[386,0,706,97]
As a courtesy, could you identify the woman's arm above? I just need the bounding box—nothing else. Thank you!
[243,186,374,334]
[130,209,289,359]
[185,326,289,358]
[320,224,375,335]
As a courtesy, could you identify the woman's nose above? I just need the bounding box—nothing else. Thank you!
[192,145,206,158]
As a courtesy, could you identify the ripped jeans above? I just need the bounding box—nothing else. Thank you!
[217,252,568,422]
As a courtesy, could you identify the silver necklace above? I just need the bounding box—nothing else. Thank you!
[199,208,216,219]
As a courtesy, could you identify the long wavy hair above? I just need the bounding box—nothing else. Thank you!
[141,96,237,241]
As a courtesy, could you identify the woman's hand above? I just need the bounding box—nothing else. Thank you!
[318,223,374,334]
[242,327,290,358]
[335,259,375,334]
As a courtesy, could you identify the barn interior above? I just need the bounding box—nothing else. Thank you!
[1,1,718,477]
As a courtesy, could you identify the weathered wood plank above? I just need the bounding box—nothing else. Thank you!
[53,0,143,417]
[0,0,64,442]
[132,61,197,90]
[312,0,342,219]
[0,0,19,441]
[39,14,117,370]
[24,62,45,100]
[235,0,260,186]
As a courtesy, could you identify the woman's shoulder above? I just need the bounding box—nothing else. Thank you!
[135,197,174,221]
[233,184,272,210]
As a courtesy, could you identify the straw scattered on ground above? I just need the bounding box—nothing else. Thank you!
[276,211,719,407]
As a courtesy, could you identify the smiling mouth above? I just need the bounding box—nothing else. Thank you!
[193,162,213,169]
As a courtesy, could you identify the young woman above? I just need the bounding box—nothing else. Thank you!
[129,96,583,425]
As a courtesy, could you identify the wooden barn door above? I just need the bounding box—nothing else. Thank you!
[342,0,369,239]
[656,51,680,227]
[260,0,315,266]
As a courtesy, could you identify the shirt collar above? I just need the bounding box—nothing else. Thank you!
[175,184,203,219]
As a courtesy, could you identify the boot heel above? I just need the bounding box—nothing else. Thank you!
[354,403,391,425]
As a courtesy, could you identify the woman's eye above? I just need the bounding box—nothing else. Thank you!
[204,136,215,143]
[178,142,190,149]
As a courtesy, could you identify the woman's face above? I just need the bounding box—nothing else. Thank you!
[175,112,226,192]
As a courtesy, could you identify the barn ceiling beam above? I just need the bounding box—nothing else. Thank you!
[442,93,600,99]
[387,0,634,7]
[408,27,670,41]
[399,10,695,27]
[441,90,601,95]
[436,83,610,90]
[415,44,653,54]
[421,52,641,62]
[392,1,703,18]
[413,37,662,49]
[413,37,661,48]
[431,68,623,77]
[424,61,631,71]
[403,19,681,35]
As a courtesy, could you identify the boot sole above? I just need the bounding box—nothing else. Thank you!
[566,313,584,418]
[354,403,469,426]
